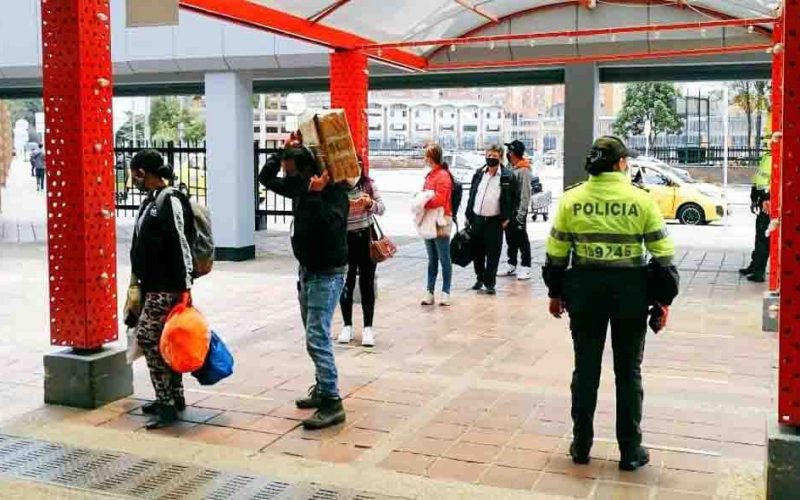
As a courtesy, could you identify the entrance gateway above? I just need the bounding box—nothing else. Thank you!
[37,1,798,497]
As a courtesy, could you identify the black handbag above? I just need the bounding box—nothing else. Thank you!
[450,221,474,268]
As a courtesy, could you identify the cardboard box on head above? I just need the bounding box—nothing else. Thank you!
[298,110,361,186]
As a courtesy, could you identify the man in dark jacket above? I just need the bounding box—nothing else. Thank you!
[30,144,45,191]
[465,144,516,295]
[126,149,196,430]
[259,140,349,430]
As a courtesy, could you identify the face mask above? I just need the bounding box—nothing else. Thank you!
[486,158,500,168]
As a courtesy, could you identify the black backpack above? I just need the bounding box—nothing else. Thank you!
[448,171,463,220]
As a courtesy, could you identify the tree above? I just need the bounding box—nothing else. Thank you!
[6,99,43,135]
[115,111,147,144]
[731,80,771,147]
[149,96,206,143]
[613,83,683,148]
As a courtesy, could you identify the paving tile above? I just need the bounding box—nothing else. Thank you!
[354,414,406,432]
[140,420,199,438]
[245,415,301,434]
[659,469,717,495]
[182,424,235,445]
[422,422,468,440]
[396,437,452,457]
[479,466,537,490]
[427,458,489,483]
[194,394,249,411]
[379,451,434,476]
[460,428,514,446]
[269,403,315,421]
[533,472,596,498]
[659,451,720,473]
[655,489,713,500]
[263,436,321,459]
[546,454,607,479]
[443,442,501,463]
[318,443,364,463]
[600,461,661,486]
[508,433,564,453]
[494,448,550,470]
[99,414,149,432]
[178,406,223,424]
[206,410,263,429]
[594,481,652,500]
[334,427,387,448]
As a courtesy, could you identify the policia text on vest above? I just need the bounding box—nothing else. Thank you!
[541,136,680,472]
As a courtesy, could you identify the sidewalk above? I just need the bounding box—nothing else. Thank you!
[0,158,775,498]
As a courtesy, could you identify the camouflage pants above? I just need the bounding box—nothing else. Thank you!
[136,292,184,406]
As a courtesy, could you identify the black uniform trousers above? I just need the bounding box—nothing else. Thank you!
[749,211,770,277]
[505,222,532,268]
[471,216,503,289]
[565,268,648,455]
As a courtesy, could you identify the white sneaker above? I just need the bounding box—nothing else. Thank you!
[362,327,375,347]
[421,292,435,306]
[439,293,451,306]
[516,267,532,281]
[498,264,516,277]
[338,326,353,344]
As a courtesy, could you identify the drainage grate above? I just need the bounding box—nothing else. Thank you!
[0,434,409,500]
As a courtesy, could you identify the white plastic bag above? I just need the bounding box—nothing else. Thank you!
[126,327,143,364]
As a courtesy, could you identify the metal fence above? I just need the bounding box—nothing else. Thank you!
[114,141,207,216]
[253,141,291,229]
[647,146,768,166]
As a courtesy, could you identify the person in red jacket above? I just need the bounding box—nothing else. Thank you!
[421,143,453,306]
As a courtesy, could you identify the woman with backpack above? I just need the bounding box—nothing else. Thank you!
[337,163,386,347]
[419,143,454,306]
[124,149,196,430]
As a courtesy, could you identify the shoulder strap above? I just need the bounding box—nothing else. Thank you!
[154,186,176,209]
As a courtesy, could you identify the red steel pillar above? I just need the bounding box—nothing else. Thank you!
[330,50,370,174]
[779,0,800,425]
[769,21,784,291]
[41,0,118,349]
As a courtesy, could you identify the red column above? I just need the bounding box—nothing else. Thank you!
[779,0,800,425]
[41,0,118,349]
[330,50,370,174]
[769,21,784,291]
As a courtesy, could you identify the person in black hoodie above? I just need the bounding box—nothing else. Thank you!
[258,136,349,430]
[126,149,196,430]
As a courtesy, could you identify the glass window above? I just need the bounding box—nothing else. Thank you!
[642,168,669,186]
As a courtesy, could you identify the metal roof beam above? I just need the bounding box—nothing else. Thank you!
[454,0,498,23]
[309,0,352,24]
[178,0,426,71]
[357,16,776,51]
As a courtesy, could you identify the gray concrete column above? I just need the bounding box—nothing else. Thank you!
[563,63,599,189]
[205,72,255,261]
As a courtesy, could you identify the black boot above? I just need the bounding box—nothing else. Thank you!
[145,404,178,430]
[302,397,346,430]
[295,385,322,409]
[569,441,591,465]
[142,396,185,415]
[471,281,483,291]
[619,446,650,471]
[739,266,754,276]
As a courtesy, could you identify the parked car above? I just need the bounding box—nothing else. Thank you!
[444,152,485,186]
[628,159,729,225]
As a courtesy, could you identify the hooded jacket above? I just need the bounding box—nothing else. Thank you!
[511,158,532,224]
[258,153,349,272]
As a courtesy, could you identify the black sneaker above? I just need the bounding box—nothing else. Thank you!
[569,441,591,465]
[295,385,322,409]
[619,446,650,471]
[302,397,346,430]
[145,404,178,430]
[142,396,185,415]
[747,274,766,283]
[739,266,754,276]
[471,281,483,291]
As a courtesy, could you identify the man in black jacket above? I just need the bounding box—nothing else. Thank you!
[259,141,349,430]
[465,145,516,295]
[126,149,196,430]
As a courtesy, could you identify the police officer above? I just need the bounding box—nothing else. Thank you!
[739,144,772,282]
[543,136,679,471]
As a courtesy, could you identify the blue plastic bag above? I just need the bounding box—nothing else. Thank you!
[191,331,234,385]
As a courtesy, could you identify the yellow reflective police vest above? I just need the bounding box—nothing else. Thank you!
[546,172,675,268]
[753,150,772,191]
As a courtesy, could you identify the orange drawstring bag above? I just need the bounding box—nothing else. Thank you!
[160,293,211,373]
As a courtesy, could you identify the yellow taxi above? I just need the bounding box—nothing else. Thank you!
[629,158,728,225]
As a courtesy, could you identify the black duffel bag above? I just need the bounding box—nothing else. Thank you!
[450,221,474,268]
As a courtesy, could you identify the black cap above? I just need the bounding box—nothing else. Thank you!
[589,136,638,163]
[504,140,526,156]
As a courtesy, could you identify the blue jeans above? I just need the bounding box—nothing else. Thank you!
[424,237,452,294]
[298,269,345,399]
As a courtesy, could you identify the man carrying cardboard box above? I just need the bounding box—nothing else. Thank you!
[258,134,349,430]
